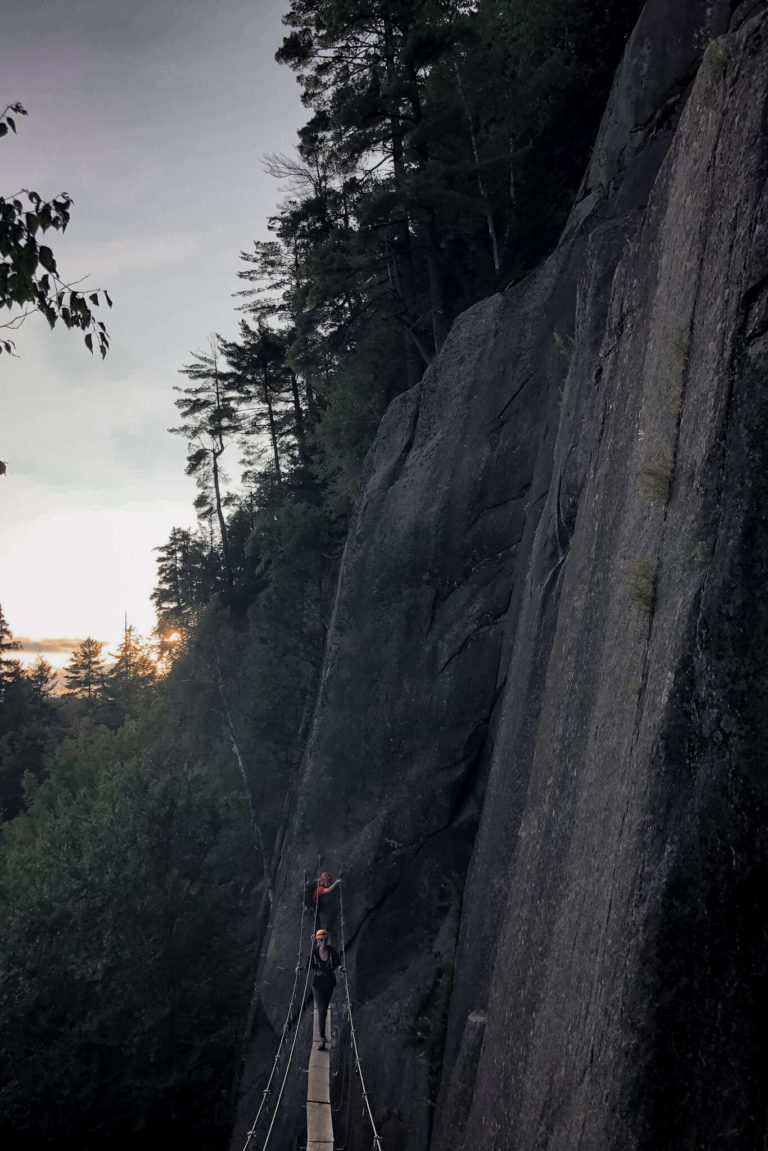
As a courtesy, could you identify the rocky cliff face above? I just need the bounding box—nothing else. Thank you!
[232,2,768,1148]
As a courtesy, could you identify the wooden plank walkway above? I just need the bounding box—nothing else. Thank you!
[307,1006,334,1151]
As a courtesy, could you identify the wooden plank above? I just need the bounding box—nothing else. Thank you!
[307,1006,333,1151]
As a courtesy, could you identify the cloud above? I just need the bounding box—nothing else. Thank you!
[14,637,87,654]
[14,639,115,679]
[0,0,301,653]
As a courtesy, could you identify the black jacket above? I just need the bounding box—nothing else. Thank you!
[310,944,341,988]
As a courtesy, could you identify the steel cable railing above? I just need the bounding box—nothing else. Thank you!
[258,868,321,1151]
[338,880,383,1151]
[241,870,318,1151]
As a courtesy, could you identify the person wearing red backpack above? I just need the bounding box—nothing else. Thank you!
[307,871,342,931]
[312,871,342,901]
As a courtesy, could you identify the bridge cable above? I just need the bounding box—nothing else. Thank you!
[258,865,322,1151]
[338,879,384,1151]
[240,868,316,1151]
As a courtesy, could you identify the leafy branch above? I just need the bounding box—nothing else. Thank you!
[0,103,112,357]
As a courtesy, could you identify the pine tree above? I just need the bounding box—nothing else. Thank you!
[220,320,310,482]
[171,338,240,589]
[102,623,157,724]
[64,638,105,702]
[0,603,20,657]
[0,651,60,821]
[276,0,473,355]
[0,604,21,703]
[25,656,57,702]
[152,527,216,638]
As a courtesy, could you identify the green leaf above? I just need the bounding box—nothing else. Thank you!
[89,293,99,305]
[84,333,93,353]
[0,123,8,138]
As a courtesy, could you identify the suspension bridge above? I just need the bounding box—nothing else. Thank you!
[239,872,383,1151]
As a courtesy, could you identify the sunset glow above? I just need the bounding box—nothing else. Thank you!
[1,500,195,663]
[0,0,301,656]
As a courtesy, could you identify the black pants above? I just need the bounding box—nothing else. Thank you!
[313,980,335,1040]
[314,900,338,934]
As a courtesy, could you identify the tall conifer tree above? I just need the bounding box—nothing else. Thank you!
[64,638,105,702]
[171,338,239,590]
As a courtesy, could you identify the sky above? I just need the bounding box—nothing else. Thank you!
[0,0,304,666]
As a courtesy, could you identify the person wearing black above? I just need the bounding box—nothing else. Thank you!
[310,928,342,1051]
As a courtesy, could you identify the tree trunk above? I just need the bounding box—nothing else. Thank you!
[211,444,234,588]
[453,60,501,278]
[384,27,421,348]
[423,209,448,351]
[262,366,283,483]
[405,64,448,352]
[403,330,421,388]
[287,368,308,458]
[214,664,273,904]
[304,373,317,418]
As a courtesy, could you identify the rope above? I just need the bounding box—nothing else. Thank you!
[259,866,321,1151]
[241,870,315,1151]
[338,880,383,1151]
